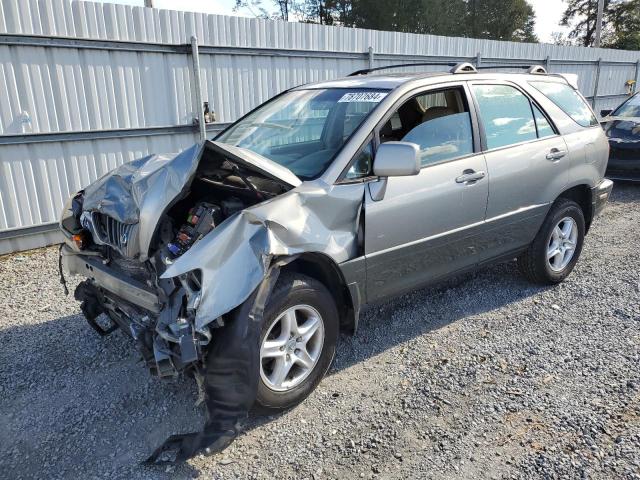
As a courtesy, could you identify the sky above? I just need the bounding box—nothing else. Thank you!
[90,0,571,43]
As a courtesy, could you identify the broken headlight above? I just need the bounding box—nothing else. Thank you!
[59,191,84,234]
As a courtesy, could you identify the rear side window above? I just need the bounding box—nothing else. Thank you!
[472,84,537,149]
[529,81,598,127]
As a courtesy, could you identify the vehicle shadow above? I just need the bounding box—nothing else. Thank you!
[333,261,543,373]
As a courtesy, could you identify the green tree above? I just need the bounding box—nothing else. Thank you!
[561,0,640,49]
[342,0,537,41]
[561,0,613,47]
[607,0,640,49]
[468,0,538,42]
[237,0,539,43]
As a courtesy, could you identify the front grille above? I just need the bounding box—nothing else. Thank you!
[82,212,140,258]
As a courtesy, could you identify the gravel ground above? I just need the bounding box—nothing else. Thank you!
[1,184,639,480]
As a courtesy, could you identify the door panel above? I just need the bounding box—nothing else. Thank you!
[364,154,488,301]
[484,136,569,219]
[478,137,568,262]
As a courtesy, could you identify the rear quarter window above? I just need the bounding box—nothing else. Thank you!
[529,81,598,128]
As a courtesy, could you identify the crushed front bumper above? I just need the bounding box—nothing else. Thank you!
[60,244,210,378]
[60,245,161,313]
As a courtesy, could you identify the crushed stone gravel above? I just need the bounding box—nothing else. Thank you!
[0,184,639,479]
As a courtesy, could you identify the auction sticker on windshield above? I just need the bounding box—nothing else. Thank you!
[338,92,388,103]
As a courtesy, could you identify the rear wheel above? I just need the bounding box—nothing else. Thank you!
[254,273,338,413]
[517,198,585,285]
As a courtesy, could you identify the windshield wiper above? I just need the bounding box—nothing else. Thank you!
[231,165,264,200]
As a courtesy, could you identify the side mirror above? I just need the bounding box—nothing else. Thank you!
[600,109,613,118]
[373,142,420,177]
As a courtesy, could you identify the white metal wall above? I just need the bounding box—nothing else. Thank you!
[0,0,639,254]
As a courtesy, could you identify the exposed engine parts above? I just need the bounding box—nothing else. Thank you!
[60,144,283,381]
[167,202,223,257]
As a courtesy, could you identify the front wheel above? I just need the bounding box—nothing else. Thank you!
[254,273,339,413]
[517,198,585,285]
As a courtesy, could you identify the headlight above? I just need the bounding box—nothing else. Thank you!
[59,191,84,234]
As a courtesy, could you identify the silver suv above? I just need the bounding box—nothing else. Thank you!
[59,62,612,459]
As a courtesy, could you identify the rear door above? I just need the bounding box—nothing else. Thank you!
[361,83,489,301]
[468,81,569,262]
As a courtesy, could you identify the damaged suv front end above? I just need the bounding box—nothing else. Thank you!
[60,138,363,378]
[57,85,384,461]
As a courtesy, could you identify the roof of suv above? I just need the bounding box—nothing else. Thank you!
[296,71,570,91]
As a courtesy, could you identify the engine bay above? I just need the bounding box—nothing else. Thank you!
[61,143,298,380]
[152,149,291,260]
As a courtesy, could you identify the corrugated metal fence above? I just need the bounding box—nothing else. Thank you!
[1,0,639,254]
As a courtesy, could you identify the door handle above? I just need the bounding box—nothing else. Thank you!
[455,169,486,184]
[546,148,567,161]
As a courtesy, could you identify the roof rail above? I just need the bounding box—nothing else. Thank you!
[450,62,477,74]
[348,62,456,76]
[348,62,549,77]
[527,65,548,74]
[475,64,548,74]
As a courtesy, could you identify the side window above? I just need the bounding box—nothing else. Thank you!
[529,81,598,127]
[344,141,374,180]
[472,84,537,150]
[533,104,555,138]
[379,87,474,167]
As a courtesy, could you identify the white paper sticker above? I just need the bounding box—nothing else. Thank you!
[337,92,388,103]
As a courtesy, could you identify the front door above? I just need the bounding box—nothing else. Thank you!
[363,84,489,301]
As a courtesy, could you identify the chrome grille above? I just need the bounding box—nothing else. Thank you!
[81,212,140,258]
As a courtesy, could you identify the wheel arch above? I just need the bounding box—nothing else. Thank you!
[279,252,357,335]
[557,184,593,233]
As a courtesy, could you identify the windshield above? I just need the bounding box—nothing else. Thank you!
[613,93,640,118]
[215,88,389,179]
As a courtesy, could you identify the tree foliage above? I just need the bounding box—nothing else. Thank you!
[607,0,640,49]
[561,0,640,49]
[236,0,539,42]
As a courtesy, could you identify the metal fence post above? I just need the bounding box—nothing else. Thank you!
[190,35,206,141]
[592,58,602,109]
[368,46,374,70]
[545,55,550,72]
[476,52,482,68]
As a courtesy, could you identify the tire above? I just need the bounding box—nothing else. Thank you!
[253,273,339,413]
[517,198,585,285]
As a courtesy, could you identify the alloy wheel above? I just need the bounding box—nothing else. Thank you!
[547,216,578,272]
[260,304,325,392]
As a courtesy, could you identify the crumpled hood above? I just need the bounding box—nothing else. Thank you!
[80,141,301,260]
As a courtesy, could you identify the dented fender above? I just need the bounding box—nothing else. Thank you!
[161,180,366,330]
